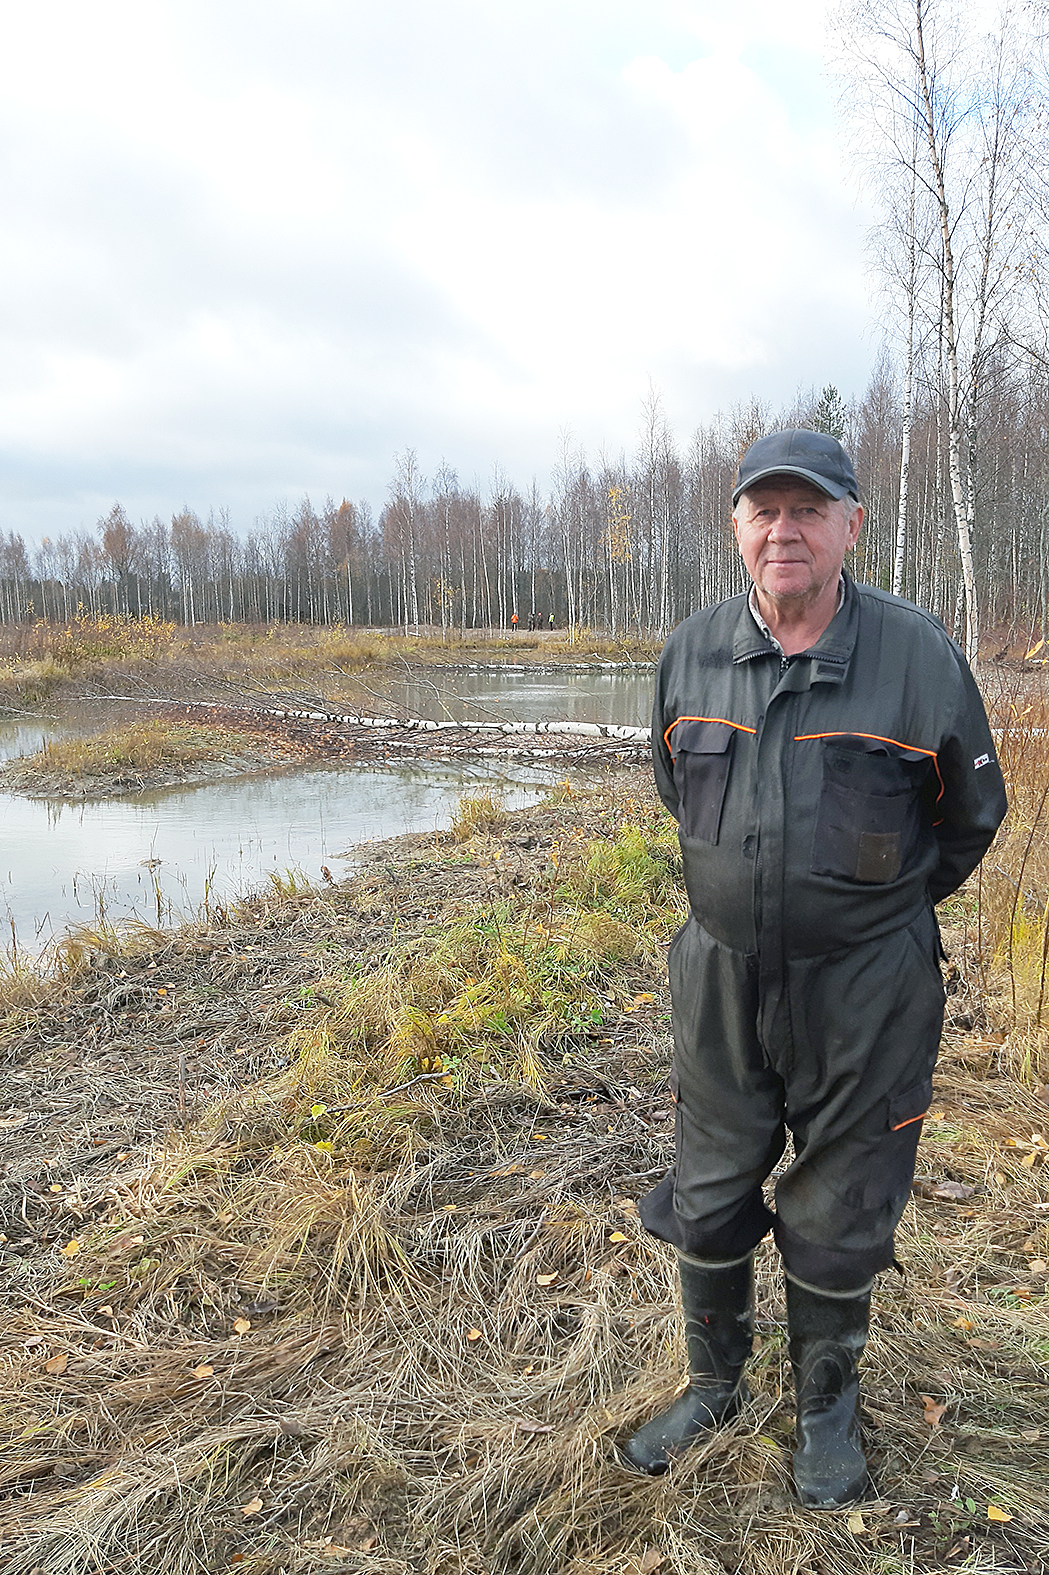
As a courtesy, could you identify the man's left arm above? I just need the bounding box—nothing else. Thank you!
[929,658,1008,905]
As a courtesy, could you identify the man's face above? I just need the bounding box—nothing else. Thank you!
[732,477,863,604]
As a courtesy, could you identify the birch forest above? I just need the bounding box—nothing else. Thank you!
[2,0,1048,651]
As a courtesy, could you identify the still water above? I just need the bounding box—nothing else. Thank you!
[0,757,554,951]
[379,666,654,727]
[0,667,655,945]
[0,669,653,950]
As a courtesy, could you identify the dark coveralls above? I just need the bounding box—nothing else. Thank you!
[640,575,1007,1292]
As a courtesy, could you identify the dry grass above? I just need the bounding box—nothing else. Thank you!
[0,618,658,711]
[34,720,229,775]
[0,718,285,799]
[1,761,1049,1573]
[450,790,504,842]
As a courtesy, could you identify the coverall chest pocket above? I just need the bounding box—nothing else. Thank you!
[812,737,930,883]
[670,720,734,844]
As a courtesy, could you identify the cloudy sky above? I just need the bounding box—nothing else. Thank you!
[0,0,875,539]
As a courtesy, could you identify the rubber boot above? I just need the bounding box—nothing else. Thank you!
[786,1275,871,1508]
[622,1251,753,1474]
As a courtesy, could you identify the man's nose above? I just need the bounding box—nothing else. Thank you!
[767,511,801,539]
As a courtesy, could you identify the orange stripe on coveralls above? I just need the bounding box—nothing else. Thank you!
[664,716,757,749]
[792,730,945,818]
[890,1111,928,1132]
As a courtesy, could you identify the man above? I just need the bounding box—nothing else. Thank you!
[624,429,1006,1506]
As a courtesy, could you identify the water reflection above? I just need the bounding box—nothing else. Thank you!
[0,666,649,949]
[381,667,654,726]
[0,759,554,951]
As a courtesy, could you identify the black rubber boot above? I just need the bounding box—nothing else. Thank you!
[622,1251,753,1474]
[786,1275,871,1508]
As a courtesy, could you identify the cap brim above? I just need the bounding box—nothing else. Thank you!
[731,465,849,507]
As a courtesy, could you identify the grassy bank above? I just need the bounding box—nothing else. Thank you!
[0,718,295,799]
[1,769,1049,1574]
[0,616,661,711]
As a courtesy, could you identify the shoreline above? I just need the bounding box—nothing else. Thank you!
[0,697,650,801]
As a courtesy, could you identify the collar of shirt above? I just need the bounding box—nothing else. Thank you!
[748,576,847,655]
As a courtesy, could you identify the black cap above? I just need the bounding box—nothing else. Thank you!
[732,428,858,507]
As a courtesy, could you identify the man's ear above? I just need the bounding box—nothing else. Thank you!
[846,503,864,549]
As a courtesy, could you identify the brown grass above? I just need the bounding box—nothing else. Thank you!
[1,727,1049,1573]
[450,789,504,842]
[0,618,658,712]
[34,720,229,775]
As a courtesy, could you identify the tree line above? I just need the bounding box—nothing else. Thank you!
[0,361,1047,647]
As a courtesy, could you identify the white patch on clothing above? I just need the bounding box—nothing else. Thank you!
[974,753,991,769]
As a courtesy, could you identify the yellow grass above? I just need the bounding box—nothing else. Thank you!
[30,720,229,777]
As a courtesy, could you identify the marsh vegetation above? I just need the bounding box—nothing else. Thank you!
[1,668,1049,1571]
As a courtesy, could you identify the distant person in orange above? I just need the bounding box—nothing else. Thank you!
[510,611,518,632]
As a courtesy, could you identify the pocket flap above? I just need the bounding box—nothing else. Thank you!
[888,1078,932,1132]
[670,719,734,758]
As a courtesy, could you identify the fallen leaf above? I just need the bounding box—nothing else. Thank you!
[531,1134,549,1141]
[517,1419,555,1433]
[608,1231,629,1243]
[994,1171,1008,1187]
[966,1337,1001,1350]
[630,993,655,1010]
[193,1364,215,1378]
[1029,1258,1047,1273]
[98,1306,114,1318]
[1021,1428,1041,1441]
[356,1536,378,1550]
[932,1180,974,1200]
[1026,639,1045,660]
[521,1363,535,1375]
[466,1328,483,1342]
[240,1497,263,1517]
[637,1551,665,1574]
[952,1317,974,1330]
[1022,1150,1039,1168]
[44,1353,68,1375]
[60,1239,81,1257]
[528,1169,545,1180]
[847,1511,866,1534]
[535,1272,558,1286]
[232,1318,252,1335]
[987,1504,1012,1523]
[1010,1286,1032,1299]
[441,1203,457,1212]
[921,1395,947,1427]
[48,1183,65,1194]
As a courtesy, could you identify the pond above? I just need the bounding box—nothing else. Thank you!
[377,666,654,727]
[0,667,654,951]
[0,755,555,952]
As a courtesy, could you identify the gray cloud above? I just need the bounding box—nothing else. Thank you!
[0,0,873,539]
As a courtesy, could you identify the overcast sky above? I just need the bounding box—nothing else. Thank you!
[0,0,874,540]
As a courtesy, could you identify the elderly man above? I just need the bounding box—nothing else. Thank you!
[624,429,1006,1506]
